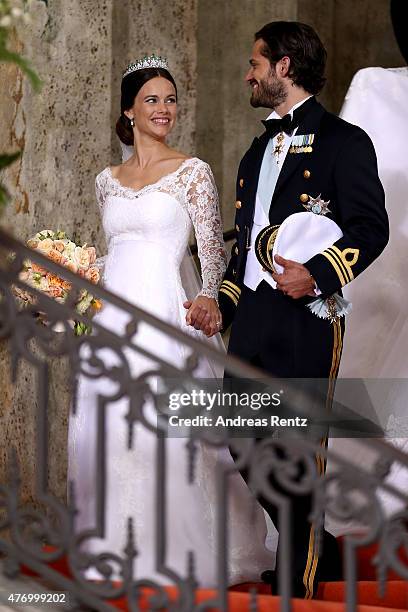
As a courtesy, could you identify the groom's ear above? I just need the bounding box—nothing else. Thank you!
[277,55,291,79]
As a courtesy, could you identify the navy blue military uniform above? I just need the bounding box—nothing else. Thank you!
[219,96,389,597]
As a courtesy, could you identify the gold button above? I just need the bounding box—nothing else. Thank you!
[300,193,309,203]
[234,246,239,255]
[235,224,240,232]
[235,200,242,209]
[239,178,244,187]
[303,170,311,179]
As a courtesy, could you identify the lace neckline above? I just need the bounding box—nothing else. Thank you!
[105,157,198,197]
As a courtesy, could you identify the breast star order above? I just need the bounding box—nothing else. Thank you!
[303,194,331,216]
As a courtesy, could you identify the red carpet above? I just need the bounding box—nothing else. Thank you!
[19,538,408,610]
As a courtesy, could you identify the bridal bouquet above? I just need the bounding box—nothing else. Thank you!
[14,230,102,335]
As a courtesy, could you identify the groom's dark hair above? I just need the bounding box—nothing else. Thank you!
[255,21,327,95]
[116,68,178,146]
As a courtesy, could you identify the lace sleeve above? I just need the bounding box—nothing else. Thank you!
[95,170,108,210]
[186,162,227,299]
[94,170,108,279]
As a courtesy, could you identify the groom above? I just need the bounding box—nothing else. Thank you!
[194,21,388,597]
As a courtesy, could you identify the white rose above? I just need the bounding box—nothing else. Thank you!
[73,246,90,270]
[39,277,50,292]
[76,292,93,315]
[18,271,30,282]
[63,241,76,258]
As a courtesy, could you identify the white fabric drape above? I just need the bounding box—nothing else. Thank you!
[327,68,408,536]
[339,67,408,379]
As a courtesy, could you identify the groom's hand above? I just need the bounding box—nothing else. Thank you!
[183,299,210,332]
[272,254,316,299]
[183,296,222,337]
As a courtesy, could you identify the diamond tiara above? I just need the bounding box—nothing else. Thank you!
[123,54,169,78]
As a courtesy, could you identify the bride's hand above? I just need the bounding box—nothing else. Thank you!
[183,296,222,337]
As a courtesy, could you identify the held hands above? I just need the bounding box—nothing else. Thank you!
[183,295,223,337]
[272,254,316,299]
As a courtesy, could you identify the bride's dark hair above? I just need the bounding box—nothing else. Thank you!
[116,68,178,146]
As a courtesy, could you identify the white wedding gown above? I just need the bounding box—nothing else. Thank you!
[68,157,273,586]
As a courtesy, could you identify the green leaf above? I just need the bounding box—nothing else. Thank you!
[0,45,42,91]
[38,231,54,240]
[74,321,92,336]
[0,151,21,169]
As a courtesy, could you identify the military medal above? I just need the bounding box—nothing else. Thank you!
[302,193,331,216]
[273,132,285,164]
[289,133,315,153]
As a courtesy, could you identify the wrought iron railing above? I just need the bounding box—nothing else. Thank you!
[0,228,407,612]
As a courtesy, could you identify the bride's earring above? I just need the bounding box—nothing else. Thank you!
[130,118,135,127]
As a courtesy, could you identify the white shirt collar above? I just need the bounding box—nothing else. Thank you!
[265,95,313,121]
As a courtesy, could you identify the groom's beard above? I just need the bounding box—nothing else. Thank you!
[250,71,287,109]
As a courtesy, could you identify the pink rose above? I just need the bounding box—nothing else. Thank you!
[53,240,66,253]
[31,262,47,275]
[65,261,78,274]
[85,246,97,265]
[36,238,54,254]
[48,287,64,299]
[85,266,100,285]
[47,249,64,265]
[73,246,90,270]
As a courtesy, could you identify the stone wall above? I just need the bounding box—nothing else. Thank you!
[1,0,403,242]
[196,0,404,229]
[0,0,114,505]
[196,0,298,231]
[298,0,404,113]
[0,0,198,504]
[110,0,198,163]
[0,0,112,250]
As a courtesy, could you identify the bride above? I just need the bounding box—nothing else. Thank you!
[68,55,273,588]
